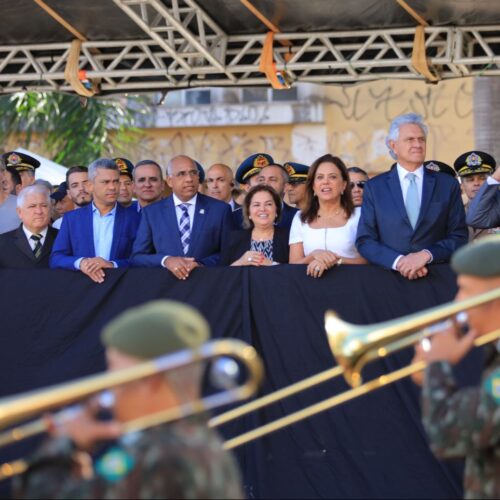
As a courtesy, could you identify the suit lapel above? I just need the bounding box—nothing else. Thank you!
[387,167,411,226]
[14,226,35,261]
[415,170,436,231]
[165,197,184,256]
[109,204,123,260]
[39,227,57,260]
[84,205,97,257]
[189,195,207,254]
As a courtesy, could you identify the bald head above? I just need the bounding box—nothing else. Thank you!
[166,155,200,202]
[206,164,234,203]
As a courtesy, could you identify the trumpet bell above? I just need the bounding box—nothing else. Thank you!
[325,312,383,387]
[325,287,500,388]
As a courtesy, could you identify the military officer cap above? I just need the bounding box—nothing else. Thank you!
[451,235,500,277]
[453,151,496,177]
[235,153,274,184]
[424,160,456,178]
[102,300,210,359]
[114,158,134,180]
[284,162,309,184]
[50,182,68,202]
[195,161,205,183]
[2,151,40,173]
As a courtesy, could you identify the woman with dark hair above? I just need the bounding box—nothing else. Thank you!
[289,154,366,277]
[222,185,289,266]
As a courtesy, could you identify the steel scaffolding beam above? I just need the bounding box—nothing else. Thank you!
[0,25,499,94]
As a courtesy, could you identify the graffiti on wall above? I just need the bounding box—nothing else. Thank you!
[324,80,474,171]
[140,80,474,173]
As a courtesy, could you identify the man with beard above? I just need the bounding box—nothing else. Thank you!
[52,166,92,229]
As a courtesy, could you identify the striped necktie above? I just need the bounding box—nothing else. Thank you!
[405,173,420,229]
[178,203,191,255]
[30,234,43,259]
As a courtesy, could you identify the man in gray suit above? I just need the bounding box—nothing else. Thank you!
[466,152,500,233]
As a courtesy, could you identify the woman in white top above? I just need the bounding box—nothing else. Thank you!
[289,154,366,277]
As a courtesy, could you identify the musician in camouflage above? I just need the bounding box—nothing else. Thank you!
[412,235,500,499]
[17,301,243,499]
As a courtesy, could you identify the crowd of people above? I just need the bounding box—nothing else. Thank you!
[1,111,499,499]
[0,112,499,281]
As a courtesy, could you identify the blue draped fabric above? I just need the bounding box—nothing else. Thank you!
[0,265,484,498]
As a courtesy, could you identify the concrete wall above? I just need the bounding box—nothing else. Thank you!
[138,78,474,175]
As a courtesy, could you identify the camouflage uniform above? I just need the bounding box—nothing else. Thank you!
[17,416,243,499]
[421,344,500,499]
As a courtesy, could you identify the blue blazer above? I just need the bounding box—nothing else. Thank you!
[356,167,468,269]
[131,194,233,267]
[50,204,141,270]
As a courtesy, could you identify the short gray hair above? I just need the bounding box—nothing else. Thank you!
[88,158,119,181]
[385,113,428,160]
[166,155,195,176]
[34,179,54,191]
[17,184,51,208]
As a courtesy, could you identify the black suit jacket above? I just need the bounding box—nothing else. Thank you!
[222,226,290,265]
[0,225,58,269]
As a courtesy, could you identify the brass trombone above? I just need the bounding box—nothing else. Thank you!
[0,339,263,450]
[213,288,500,449]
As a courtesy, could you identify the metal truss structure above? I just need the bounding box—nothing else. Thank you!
[0,0,499,94]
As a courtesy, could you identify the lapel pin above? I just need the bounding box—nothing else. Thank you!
[199,209,205,214]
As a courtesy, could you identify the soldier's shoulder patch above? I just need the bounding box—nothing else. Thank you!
[95,446,135,483]
[483,368,500,404]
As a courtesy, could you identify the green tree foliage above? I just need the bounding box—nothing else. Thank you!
[0,92,148,166]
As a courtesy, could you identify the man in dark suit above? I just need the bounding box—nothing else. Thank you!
[0,184,58,269]
[205,163,240,211]
[356,113,468,279]
[50,158,140,283]
[131,155,232,280]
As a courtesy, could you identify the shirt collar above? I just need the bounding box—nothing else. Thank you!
[92,202,117,217]
[22,225,48,240]
[173,193,198,207]
[396,163,424,182]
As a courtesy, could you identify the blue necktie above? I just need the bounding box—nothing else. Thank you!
[405,173,419,229]
[179,203,191,255]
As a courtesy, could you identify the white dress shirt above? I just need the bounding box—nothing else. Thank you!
[52,216,63,230]
[161,194,198,267]
[22,225,48,251]
[487,176,499,186]
[393,164,432,270]
[173,193,197,229]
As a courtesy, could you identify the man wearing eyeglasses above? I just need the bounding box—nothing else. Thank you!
[131,155,232,279]
[347,167,368,207]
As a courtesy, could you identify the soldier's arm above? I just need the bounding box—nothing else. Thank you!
[15,437,90,500]
[421,361,499,458]
[140,438,243,499]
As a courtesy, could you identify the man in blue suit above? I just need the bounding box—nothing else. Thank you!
[131,155,232,280]
[356,113,468,279]
[50,158,140,283]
